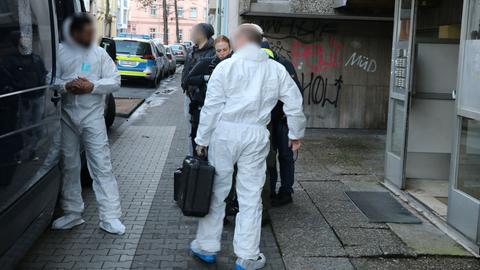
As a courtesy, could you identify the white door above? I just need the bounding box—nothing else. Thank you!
[447,0,480,245]
[385,0,416,188]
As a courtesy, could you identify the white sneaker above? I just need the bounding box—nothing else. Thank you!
[99,219,126,235]
[235,253,266,270]
[51,214,85,230]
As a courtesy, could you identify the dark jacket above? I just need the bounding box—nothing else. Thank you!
[269,52,302,124]
[208,51,233,73]
[181,38,216,95]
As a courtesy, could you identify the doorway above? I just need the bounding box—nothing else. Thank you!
[404,0,463,218]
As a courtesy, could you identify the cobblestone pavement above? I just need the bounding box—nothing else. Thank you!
[18,69,480,269]
[19,70,284,270]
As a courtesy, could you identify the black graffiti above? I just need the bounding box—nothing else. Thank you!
[302,73,343,108]
[252,18,336,43]
[270,40,292,60]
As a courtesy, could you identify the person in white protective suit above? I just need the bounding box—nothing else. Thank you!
[51,13,125,235]
[190,24,306,269]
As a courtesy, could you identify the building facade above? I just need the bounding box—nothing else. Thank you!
[117,0,129,33]
[128,0,209,44]
[229,0,480,253]
[208,0,240,36]
[384,0,480,253]
[238,0,394,129]
[83,0,118,38]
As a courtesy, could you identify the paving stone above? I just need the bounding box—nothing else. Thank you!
[275,227,345,257]
[300,181,352,201]
[388,223,472,256]
[351,257,480,270]
[283,256,354,270]
[322,209,389,229]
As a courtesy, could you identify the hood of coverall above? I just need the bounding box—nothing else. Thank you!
[232,43,269,62]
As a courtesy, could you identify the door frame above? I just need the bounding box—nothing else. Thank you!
[385,0,417,189]
[447,0,480,245]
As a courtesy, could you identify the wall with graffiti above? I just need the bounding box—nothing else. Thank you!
[250,17,393,129]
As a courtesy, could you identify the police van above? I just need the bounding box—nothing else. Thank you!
[0,0,114,268]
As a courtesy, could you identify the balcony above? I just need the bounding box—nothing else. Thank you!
[241,0,393,20]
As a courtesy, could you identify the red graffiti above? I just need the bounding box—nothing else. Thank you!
[291,36,343,73]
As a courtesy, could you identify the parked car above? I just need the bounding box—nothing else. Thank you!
[170,43,187,64]
[0,0,114,268]
[114,38,166,88]
[165,46,177,75]
[182,40,194,50]
[151,39,171,78]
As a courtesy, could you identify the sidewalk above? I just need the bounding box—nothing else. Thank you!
[19,72,284,270]
[18,70,480,269]
[271,129,479,269]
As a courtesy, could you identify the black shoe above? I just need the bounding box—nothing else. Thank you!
[271,192,293,207]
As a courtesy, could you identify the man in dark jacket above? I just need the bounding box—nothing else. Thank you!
[261,40,303,207]
[181,23,216,153]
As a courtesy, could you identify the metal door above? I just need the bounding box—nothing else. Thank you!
[385,0,417,188]
[447,0,480,246]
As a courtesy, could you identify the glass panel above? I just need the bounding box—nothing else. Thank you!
[390,99,405,156]
[399,0,412,41]
[457,118,480,200]
[458,1,480,116]
[0,0,53,88]
[115,40,152,56]
[0,0,59,211]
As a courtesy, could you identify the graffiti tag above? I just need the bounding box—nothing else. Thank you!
[345,52,377,73]
[291,37,343,73]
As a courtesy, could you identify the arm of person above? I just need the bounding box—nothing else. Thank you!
[90,49,121,95]
[194,65,227,147]
[278,66,307,146]
[280,57,302,93]
[53,53,69,94]
[185,57,214,86]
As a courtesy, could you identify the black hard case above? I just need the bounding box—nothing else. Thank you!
[175,156,215,217]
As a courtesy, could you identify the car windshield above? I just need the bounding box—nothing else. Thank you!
[170,44,183,51]
[115,40,151,56]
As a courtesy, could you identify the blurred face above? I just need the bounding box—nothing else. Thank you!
[232,31,248,51]
[215,41,231,59]
[71,23,95,48]
[191,27,205,45]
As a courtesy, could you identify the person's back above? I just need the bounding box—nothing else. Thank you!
[195,43,304,147]
[214,46,285,124]
[191,24,306,270]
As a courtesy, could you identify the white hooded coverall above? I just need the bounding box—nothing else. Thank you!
[55,28,122,221]
[194,44,306,260]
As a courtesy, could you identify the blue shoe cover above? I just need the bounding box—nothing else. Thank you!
[190,240,217,264]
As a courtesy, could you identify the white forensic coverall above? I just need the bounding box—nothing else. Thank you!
[194,43,306,260]
[55,30,122,221]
